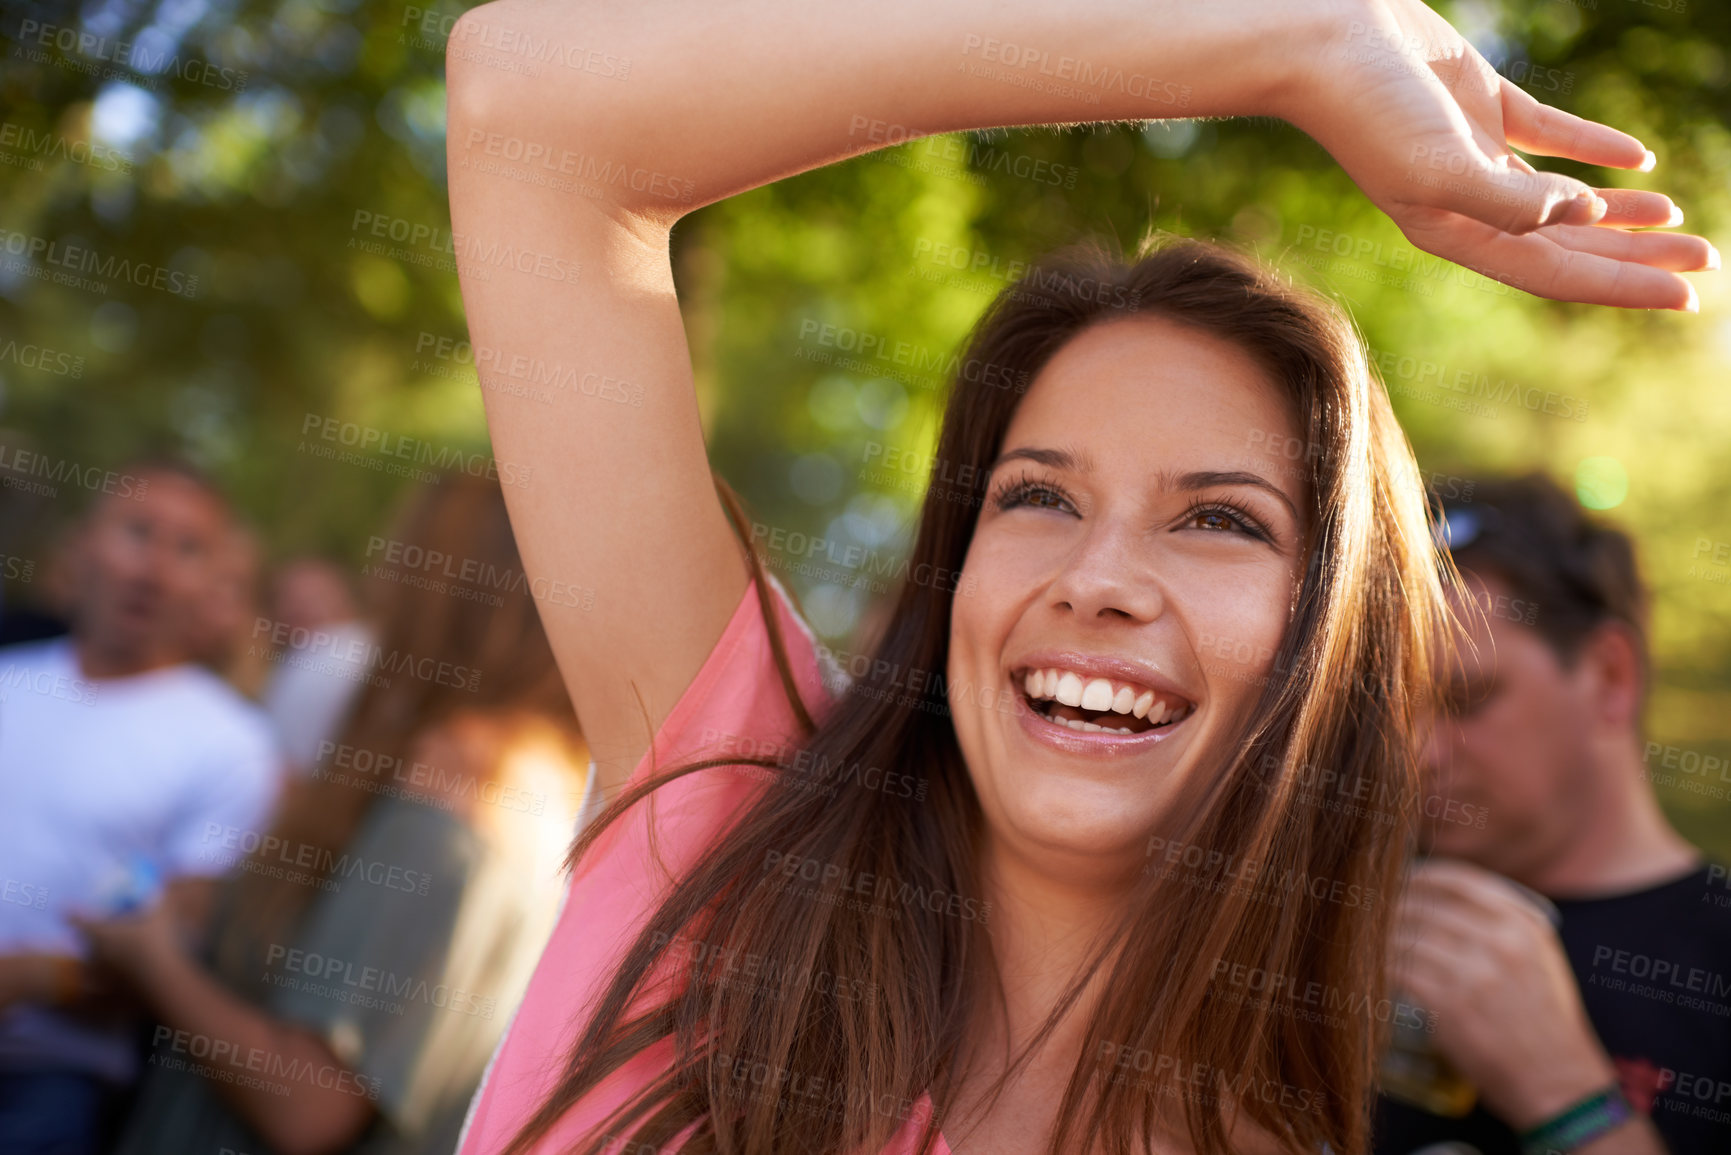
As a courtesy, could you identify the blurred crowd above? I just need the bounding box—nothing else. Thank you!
[1,459,1726,1155]
[0,462,591,1155]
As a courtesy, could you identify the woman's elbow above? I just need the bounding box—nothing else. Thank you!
[444,3,514,130]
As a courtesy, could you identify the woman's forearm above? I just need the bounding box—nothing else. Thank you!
[135,948,376,1155]
[446,0,1314,220]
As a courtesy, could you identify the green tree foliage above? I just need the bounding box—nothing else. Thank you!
[0,0,1726,848]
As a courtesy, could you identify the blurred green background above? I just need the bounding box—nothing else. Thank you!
[0,0,1727,852]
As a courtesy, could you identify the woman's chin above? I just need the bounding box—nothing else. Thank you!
[987,785,1166,885]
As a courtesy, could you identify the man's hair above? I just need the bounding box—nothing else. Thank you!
[1438,472,1648,670]
[94,455,231,520]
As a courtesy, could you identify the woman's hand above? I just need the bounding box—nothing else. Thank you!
[1282,0,1713,309]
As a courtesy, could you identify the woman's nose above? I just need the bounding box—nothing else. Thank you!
[1046,520,1166,625]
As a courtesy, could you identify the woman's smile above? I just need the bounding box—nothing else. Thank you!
[1009,650,1199,755]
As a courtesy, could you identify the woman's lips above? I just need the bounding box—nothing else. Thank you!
[1013,680,1195,756]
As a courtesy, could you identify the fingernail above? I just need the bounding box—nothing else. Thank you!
[1666,204,1685,227]
[1708,246,1722,271]
[1638,149,1657,173]
[1682,283,1699,313]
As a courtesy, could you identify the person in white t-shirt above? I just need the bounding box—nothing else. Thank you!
[0,460,282,1155]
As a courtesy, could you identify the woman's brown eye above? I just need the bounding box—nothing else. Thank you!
[1029,489,1064,508]
[1196,512,1234,531]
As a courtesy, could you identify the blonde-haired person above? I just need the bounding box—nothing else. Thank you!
[75,472,589,1155]
[441,3,1712,1154]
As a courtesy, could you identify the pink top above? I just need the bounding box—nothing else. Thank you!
[456,577,950,1155]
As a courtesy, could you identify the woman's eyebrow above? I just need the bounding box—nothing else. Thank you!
[1162,469,1300,523]
[989,446,1091,473]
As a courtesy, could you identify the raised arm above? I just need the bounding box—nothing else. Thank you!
[443,0,1712,799]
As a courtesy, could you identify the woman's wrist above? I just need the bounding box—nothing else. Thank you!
[1231,0,1384,127]
[1191,0,1348,121]
[1019,0,1348,123]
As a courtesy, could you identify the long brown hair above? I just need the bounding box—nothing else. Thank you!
[507,237,1449,1155]
[217,471,581,978]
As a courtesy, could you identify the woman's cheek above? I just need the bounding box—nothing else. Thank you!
[955,532,1042,636]
[1186,568,1294,698]
[945,555,1001,700]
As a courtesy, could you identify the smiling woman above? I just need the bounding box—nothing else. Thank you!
[438,2,1712,1154]
[459,239,1445,1155]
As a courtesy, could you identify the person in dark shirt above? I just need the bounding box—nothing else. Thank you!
[1376,474,1731,1155]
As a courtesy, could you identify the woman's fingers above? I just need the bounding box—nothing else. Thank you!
[1394,82,1668,240]
[1383,100,1602,236]
[1598,188,1685,230]
[1403,213,1699,309]
[1500,80,1651,169]
[1537,222,1719,272]
[1412,151,1604,236]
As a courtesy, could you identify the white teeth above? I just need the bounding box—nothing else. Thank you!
[1020,665,1195,731]
[1080,678,1114,712]
[1054,672,1085,708]
[1058,715,1141,735]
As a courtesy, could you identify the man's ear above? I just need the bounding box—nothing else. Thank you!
[1573,620,1643,733]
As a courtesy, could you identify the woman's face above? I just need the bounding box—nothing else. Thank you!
[947,315,1310,890]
